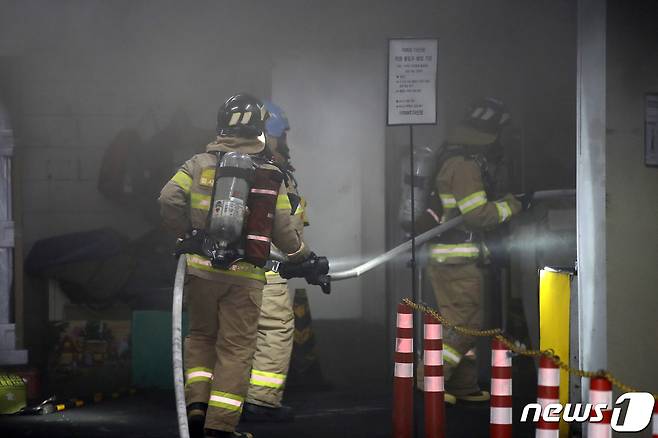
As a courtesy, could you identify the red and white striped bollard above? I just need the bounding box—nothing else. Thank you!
[535,355,560,437]
[588,377,612,438]
[393,303,414,438]
[490,338,513,438]
[652,399,657,438]
[423,314,445,438]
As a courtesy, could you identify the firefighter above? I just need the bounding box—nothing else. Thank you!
[158,94,316,438]
[242,100,304,422]
[416,98,526,404]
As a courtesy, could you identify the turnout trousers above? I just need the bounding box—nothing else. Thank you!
[426,262,484,396]
[184,275,263,432]
[246,282,294,408]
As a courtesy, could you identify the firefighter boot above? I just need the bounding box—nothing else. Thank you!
[187,403,207,438]
[242,402,295,422]
[447,355,489,403]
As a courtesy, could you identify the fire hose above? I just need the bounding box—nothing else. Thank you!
[172,256,189,438]
[328,189,574,280]
[171,188,574,437]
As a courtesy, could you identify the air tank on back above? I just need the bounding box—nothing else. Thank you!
[398,146,437,231]
[204,151,254,266]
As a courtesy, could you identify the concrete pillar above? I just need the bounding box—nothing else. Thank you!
[576,0,607,399]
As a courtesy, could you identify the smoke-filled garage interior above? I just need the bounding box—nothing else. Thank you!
[0,1,657,437]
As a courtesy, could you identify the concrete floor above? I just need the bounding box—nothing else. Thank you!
[0,354,540,438]
[0,360,540,438]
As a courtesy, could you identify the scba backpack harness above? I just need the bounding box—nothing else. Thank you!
[177,151,283,269]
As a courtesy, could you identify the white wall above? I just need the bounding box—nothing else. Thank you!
[272,49,386,320]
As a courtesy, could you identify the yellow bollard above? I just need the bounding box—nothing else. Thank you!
[539,268,572,438]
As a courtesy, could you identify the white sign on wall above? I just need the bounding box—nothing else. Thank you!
[387,38,438,125]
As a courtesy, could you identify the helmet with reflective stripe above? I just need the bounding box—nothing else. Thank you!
[263,100,290,138]
[463,97,510,133]
[217,93,267,139]
[448,97,510,146]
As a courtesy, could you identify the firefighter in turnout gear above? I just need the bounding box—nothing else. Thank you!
[418,98,522,404]
[242,100,305,422]
[158,94,310,438]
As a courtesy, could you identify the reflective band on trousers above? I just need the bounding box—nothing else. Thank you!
[443,344,462,366]
[186,254,266,282]
[250,369,286,389]
[209,391,244,412]
[171,171,192,193]
[439,193,457,209]
[430,243,480,263]
[495,200,512,223]
[186,367,213,385]
[458,190,488,214]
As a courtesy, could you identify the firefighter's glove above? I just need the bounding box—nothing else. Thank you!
[402,193,442,234]
[413,208,442,234]
[174,229,205,256]
[515,192,534,211]
[278,252,328,279]
[279,252,331,294]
